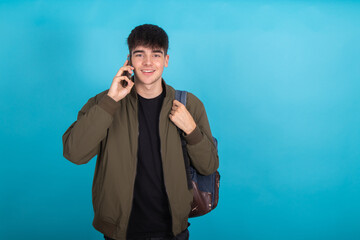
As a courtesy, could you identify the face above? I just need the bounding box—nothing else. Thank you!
[130,45,169,87]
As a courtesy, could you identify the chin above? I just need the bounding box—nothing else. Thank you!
[137,76,162,85]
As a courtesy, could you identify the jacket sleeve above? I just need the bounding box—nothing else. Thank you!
[182,93,219,176]
[62,92,119,165]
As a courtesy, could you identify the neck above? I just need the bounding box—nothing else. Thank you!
[134,77,163,99]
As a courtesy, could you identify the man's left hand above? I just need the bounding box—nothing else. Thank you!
[169,100,197,135]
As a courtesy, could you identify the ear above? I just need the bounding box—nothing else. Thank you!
[165,54,169,68]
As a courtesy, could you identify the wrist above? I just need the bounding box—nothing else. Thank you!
[184,124,197,135]
[107,93,117,101]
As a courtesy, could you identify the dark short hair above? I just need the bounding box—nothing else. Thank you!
[127,24,169,55]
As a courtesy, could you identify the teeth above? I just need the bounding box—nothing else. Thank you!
[142,70,154,73]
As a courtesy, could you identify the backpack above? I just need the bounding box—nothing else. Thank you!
[175,90,220,218]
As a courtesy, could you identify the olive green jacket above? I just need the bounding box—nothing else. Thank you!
[62,80,219,239]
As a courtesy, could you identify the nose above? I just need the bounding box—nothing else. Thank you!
[142,55,152,66]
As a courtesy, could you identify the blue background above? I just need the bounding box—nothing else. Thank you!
[1,0,360,239]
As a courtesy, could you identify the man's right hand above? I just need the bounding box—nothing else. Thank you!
[107,60,135,102]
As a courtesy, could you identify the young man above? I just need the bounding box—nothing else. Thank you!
[62,24,219,240]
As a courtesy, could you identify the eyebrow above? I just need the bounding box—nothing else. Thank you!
[132,49,164,55]
[152,49,164,54]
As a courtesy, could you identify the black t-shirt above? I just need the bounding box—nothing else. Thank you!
[126,89,173,238]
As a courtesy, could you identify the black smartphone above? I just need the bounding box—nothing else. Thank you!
[121,56,132,88]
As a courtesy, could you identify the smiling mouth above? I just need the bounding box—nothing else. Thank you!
[141,70,155,73]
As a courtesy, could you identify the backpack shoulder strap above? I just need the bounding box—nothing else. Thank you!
[175,90,193,190]
[175,90,187,106]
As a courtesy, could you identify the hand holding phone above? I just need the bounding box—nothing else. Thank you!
[107,58,134,102]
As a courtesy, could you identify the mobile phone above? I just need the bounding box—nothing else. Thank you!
[121,56,132,88]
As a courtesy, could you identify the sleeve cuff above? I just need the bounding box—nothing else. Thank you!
[98,94,119,116]
[183,126,203,145]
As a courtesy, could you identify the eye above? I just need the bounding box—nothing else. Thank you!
[134,53,143,57]
[154,54,161,58]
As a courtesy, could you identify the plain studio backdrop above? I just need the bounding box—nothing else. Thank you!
[1,0,360,239]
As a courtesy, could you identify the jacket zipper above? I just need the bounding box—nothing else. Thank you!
[123,99,139,238]
[159,98,174,233]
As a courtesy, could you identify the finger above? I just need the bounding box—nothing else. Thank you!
[123,59,129,67]
[170,110,175,115]
[124,65,135,71]
[120,76,134,89]
[125,79,134,90]
[121,76,131,88]
[121,66,134,77]
[127,78,134,86]
[115,66,124,77]
[173,100,183,107]
[122,76,131,83]
[113,75,130,84]
[172,105,178,111]
[115,65,134,77]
